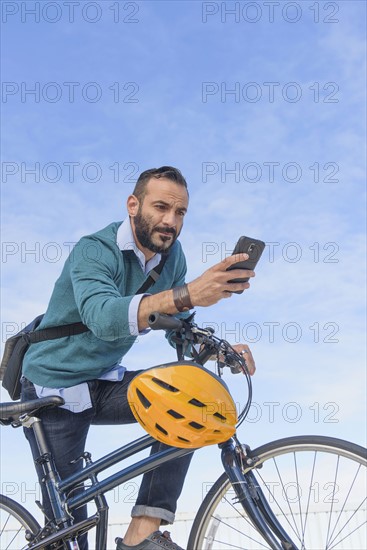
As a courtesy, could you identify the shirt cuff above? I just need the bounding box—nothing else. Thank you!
[128,293,151,336]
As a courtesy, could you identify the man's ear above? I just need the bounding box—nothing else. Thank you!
[127,195,140,217]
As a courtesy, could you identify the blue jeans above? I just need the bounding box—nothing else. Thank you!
[21,374,193,550]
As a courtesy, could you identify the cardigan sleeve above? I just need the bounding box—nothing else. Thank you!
[68,236,137,342]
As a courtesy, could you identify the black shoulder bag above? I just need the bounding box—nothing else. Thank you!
[0,253,168,400]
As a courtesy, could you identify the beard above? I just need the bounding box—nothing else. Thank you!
[134,208,179,254]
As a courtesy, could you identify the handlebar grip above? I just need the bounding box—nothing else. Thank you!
[148,312,184,332]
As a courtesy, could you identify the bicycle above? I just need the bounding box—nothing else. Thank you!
[0,312,366,550]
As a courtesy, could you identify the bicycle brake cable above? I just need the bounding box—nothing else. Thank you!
[183,321,253,429]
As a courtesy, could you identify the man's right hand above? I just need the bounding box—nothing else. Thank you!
[137,254,255,331]
[187,253,255,307]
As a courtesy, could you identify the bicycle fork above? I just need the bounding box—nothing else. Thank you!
[220,438,298,550]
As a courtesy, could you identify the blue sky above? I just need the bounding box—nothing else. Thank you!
[1,0,366,540]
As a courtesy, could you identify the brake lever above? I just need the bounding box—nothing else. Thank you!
[224,351,248,374]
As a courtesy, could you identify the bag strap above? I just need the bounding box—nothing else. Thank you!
[26,252,169,345]
[135,253,169,294]
[27,321,89,343]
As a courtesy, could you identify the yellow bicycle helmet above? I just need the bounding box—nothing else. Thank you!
[127,361,237,448]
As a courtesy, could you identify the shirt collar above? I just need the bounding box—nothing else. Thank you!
[116,218,161,275]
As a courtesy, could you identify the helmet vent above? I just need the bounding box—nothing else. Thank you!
[188,398,205,408]
[136,388,151,409]
[134,410,146,427]
[167,409,185,419]
[213,412,226,421]
[155,423,168,436]
[189,421,204,430]
[178,436,190,443]
[152,378,179,392]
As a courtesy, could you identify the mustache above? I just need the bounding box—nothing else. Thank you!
[154,226,177,237]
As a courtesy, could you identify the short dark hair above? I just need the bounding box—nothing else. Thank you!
[132,166,189,201]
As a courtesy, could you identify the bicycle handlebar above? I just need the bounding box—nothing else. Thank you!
[148,312,184,332]
[148,312,245,372]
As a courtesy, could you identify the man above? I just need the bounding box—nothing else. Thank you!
[21,166,256,550]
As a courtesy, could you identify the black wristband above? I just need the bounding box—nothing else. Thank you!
[172,284,193,312]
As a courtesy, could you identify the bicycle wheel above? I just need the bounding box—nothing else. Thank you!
[0,494,41,549]
[188,436,367,550]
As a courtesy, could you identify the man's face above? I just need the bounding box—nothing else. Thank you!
[132,178,189,254]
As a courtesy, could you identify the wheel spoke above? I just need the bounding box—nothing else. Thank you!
[323,454,340,548]
[256,458,303,543]
[293,451,305,541]
[302,450,317,548]
[1,512,11,535]
[328,498,367,549]
[207,516,270,549]
[220,493,272,547]
[327,463,363,547]
[328,518,367,550]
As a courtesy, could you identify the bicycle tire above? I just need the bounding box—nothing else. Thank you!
[0,494,41,550]
[188,435,367,550]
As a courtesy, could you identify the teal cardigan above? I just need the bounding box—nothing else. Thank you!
[22,222,188,388]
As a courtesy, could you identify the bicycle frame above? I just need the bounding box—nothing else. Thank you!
[26,415,193,549]
[27,411,298,550]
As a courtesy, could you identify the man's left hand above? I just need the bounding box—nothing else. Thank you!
[231,344,256,375]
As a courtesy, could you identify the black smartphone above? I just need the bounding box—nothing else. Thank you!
[226,236,265,293]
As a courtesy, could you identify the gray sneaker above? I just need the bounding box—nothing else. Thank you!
[115,530,184,550]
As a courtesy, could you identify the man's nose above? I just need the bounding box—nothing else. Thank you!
[162,210,176,226]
